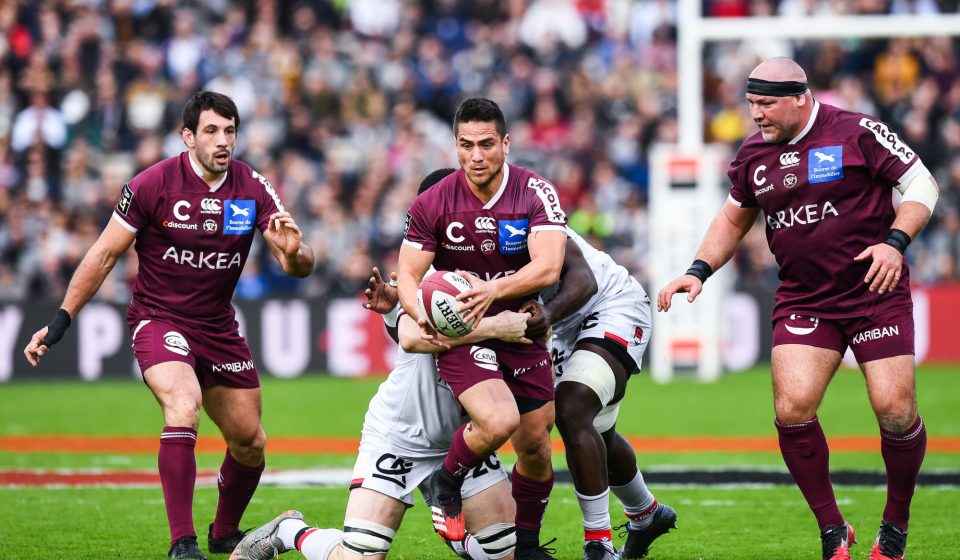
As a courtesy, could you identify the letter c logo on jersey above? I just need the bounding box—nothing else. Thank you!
[779,152,800,168]
[446,221,465,243]
[753,165,767,187]
[173,200,191,221]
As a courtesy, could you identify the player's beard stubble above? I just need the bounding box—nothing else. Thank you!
[196,145,232,175]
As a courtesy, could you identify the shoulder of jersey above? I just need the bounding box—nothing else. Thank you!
[131,154,182,190]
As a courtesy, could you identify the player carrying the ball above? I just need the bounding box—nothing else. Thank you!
[398,98,568,560]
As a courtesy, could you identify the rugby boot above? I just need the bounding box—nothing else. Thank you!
[427,466,466,542]
[208,523,249,554]
[229,510,304,560]
[618,503,678,559]
[869,520,907,560]
[583,539,620,560]
[821,523,856,560]
[169,536,209,560]
[515,537,558,560]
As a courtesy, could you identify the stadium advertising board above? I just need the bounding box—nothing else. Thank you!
[0,289,957,382]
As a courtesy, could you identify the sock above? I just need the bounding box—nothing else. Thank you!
[277,517,309,551]
[575,488,612,541]
[881,416,927,529]
[159,426,198,543]
[776,416,844,529]
[611,469,656,529]
[296,527,343,560]
[211,450,265,538]
[512,466,554,536]
[443,424,485,480]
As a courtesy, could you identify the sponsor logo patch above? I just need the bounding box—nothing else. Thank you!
[446,221,465,243]
[851,324,901,345]
[225,199,256,235]
[480,239,496,254]
[784,173,798,189]
[173,200,191,221]
[163,331,191,356]
[498,219,528,254]
[859,118,916,164]
[200,198,222,214]
[808,146,843,184]
[203,219,218,234]
[470,346,498,371]
[526,177,566,223]
[474,216,496,232]
[779,152,800,168]
[784,314,819,336]
[117,184,133,215]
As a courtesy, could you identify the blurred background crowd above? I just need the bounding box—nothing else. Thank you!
[1,0,958,304]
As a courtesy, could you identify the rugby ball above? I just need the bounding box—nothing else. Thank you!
[417,270,475,338]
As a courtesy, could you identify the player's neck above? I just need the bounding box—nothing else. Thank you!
[465,165,506,205]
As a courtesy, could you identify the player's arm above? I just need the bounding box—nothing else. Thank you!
[457,229,567,324]
[262,211,314,277]
[521,238,597,339]
[23,218,136,365]
[398,310,531,354]
[854,169,940,294]
[397,242,434,321]
[657,199,760,312]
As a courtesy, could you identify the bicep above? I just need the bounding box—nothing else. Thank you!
[719,200,761,236]
[528,229,567,263]
[398,243,434,280]
[98,217,138,258]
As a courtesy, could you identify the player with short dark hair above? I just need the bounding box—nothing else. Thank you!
[24,90,314,560]
[398,97,569,560]
[659,57,938,560]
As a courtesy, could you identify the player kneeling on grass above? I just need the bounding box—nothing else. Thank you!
[231,268,528,560]
[521,227,676,560]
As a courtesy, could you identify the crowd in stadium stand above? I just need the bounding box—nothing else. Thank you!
[1,0,958,303]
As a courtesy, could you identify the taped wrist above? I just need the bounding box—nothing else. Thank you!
[42,309,72,347]
[685,260,713,283]
[883,229,911,255]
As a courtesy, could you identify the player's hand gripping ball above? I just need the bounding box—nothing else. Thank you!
[417,270,475,338]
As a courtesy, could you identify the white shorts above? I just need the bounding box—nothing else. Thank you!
[350,436,508,507]
[551,278,652,377]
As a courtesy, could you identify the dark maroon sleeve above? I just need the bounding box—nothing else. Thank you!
[114,170,158,231]
[403,192,438,252]
[727,152,758,208]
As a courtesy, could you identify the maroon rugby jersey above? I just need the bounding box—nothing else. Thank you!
[728,101,922,319]
[403,164,567,315]
[113,152,284,326]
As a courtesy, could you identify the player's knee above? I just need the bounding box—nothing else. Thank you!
[162,399,202,429]
[555,351,613,432]
[341,518,394,557]
[512,433,552,466]
[876,405,918,434]
[228,427,266,463]
[473,410,520,444]
[774,397,817,425]
[472,523,516,559]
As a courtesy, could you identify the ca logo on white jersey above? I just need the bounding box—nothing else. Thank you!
[173,200,191,221]
[163,331,191,356]
[200,198,222,214]
[446,221,465,243]
[474,216,496,232]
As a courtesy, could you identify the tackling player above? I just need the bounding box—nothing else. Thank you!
[659,57,936,560]
[23,91,314,560]
[522,227,677,560]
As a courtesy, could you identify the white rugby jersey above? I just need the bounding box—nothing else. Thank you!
[543,227,638,339]
[360,332,465,459]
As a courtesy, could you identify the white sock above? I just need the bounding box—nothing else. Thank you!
[297,528,344,560]
[610,470,656,529]
[277,518,309,551]
[575,488,612,539]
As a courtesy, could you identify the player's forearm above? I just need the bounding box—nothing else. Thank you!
[890,201,933,241]
[60,244,121,317]
[280,243,314,277]
[397,272,422,322]
[694,208,753,271]
[398,313,500,354]
[492,254,564,301]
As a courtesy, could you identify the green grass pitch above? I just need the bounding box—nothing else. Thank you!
[1,365,959,558]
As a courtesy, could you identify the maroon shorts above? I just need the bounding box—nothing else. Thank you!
[436,339,554,403]
[128,317,260,389]
[772,306,914,363]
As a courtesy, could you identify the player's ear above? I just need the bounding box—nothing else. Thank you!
[181,127,195,149]
[502,133,510,156]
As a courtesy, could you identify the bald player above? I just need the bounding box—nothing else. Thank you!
[659,57,937,560]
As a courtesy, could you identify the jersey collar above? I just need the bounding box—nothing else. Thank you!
[481,163,509,210]
[788,99,820,145]
[187,152,229,192]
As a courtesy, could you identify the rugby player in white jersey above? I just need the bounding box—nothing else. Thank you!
[522,227,677,560]
[231,170,530,560]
